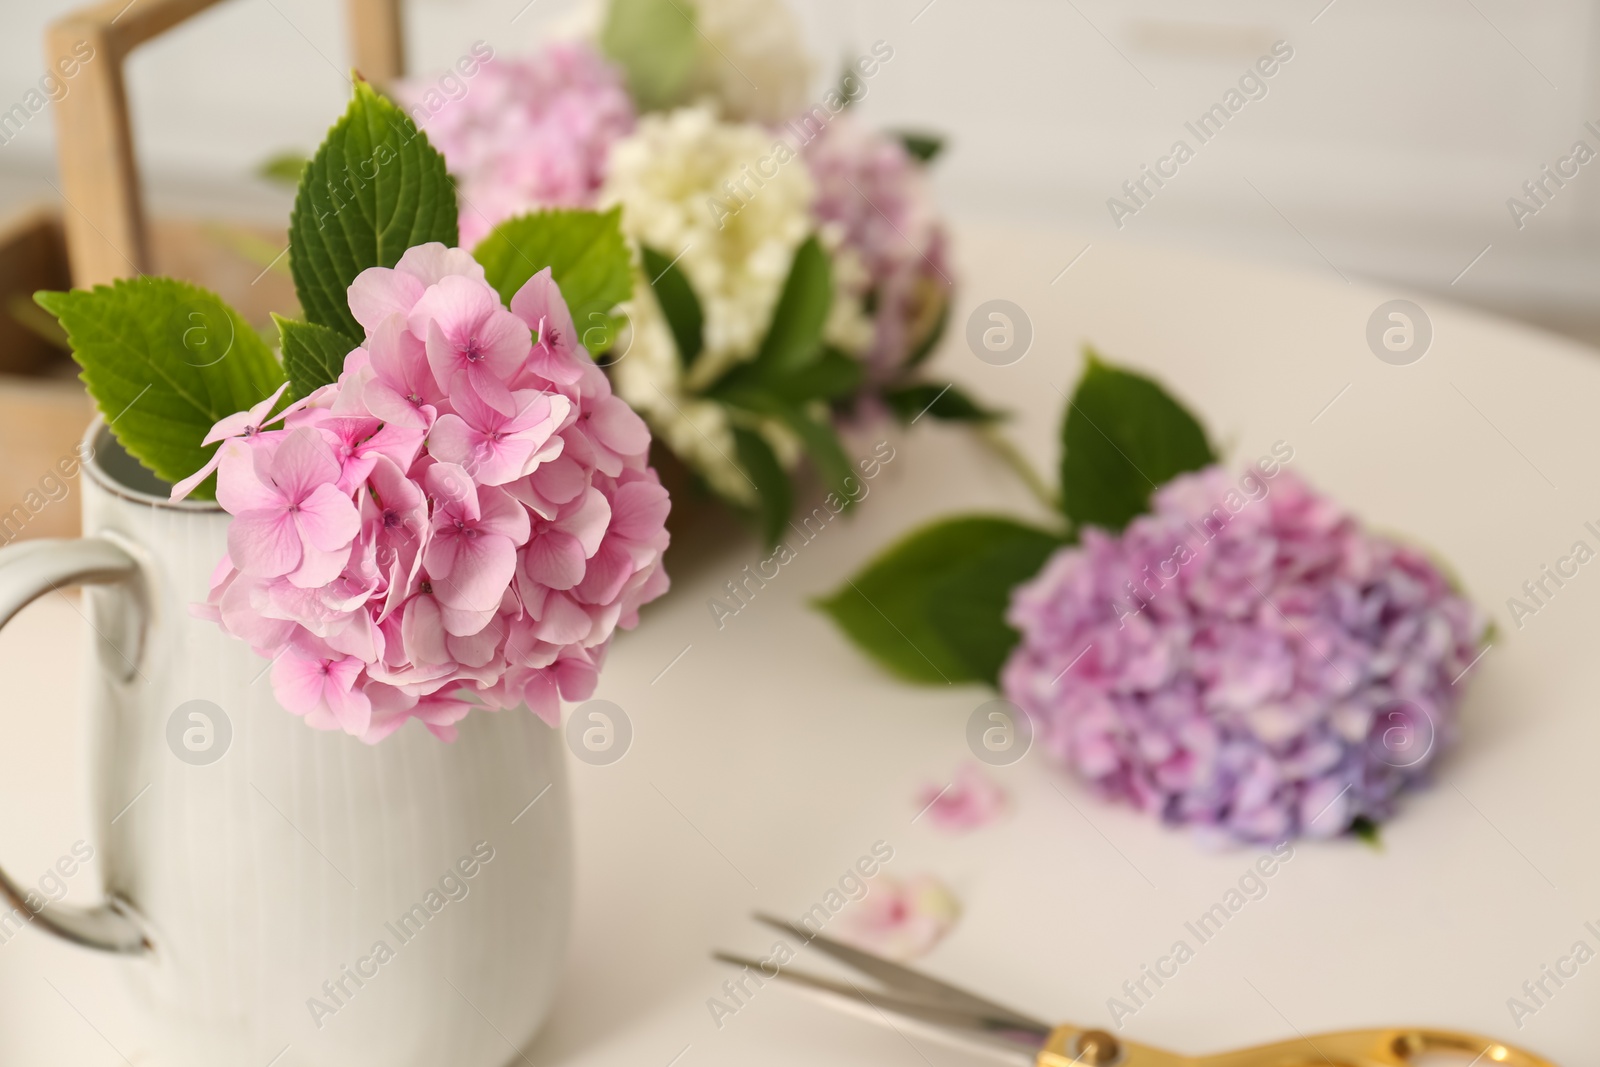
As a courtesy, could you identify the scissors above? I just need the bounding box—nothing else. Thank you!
[716,914,1557,1067]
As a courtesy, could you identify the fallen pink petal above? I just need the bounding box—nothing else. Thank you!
[833,875,961,962]
[917,763,1009,832]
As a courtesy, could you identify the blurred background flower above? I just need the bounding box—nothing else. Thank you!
[602,104,815,501]
[3,1,1585,344]
[804,115,950,385]
[674,0,813,122]
[395,42,635,247]
[604,105,814,385]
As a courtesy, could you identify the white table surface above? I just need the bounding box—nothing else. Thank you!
[1,222,1595,1066]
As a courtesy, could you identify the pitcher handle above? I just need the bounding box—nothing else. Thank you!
[0,536,150,954]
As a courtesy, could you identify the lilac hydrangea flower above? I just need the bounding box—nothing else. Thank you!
[397,42,635,247]
[802,116,951,381]
[1001,466,1486,844]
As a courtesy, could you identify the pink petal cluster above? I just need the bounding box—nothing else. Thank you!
[802,116,952,380]
[187,244,670,743]
[1002,467,1486,844]
[398,43,636,248]
[915,763,1008,832]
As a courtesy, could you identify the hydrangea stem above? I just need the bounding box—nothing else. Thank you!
[977,425,1058,514]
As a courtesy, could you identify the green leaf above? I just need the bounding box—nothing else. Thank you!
[834,60,865,109]
[780,404,855,503]
[732,427,791,549]
[895,131,945,164]
[257,149,309,187]
[290,79,458,340]
[276,315,356,399]
[884,382,1004,424]
[1060,351,1214,532]
[203,223,294,282]
[771,346,863,402]
[1350,815,1383,850]
[751,236,831,375]
[587,313,631,363]
[710,344,862,405]
[722,390,856,507]
[924,530,1064,685]
[640,244,703,371]
[37,279,287,499]
[903,296,949,369]
[815,516,1065,685]
[600,0,698,110]
[474,207,633,355]
[8,293,68,350]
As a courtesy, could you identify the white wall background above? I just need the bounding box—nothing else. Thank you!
[0,0,1597,341]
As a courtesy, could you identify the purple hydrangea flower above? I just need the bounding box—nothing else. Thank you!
[1001,466,1486,844]
[802,116,952,381]
[397,43,636,248]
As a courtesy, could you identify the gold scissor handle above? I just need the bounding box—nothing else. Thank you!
[1037,1023,1559,1067]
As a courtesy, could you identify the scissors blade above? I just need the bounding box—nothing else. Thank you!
[752,912,1051,1032]
[713,951,1049,1059]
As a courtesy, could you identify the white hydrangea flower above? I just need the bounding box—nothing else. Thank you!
[819,229,874,355]
[612,281,756,504]
[680,0,814,123]
[603,105,821,499]
[604,106,814,385]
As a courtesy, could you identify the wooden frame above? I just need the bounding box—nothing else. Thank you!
[46,0,407,288]
[0,0,405,540]
[348,0,406,85]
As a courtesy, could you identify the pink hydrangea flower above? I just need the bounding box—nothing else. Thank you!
[218,427,362,589]
[179,243,671,743]
[834,874,961,961]
[916,763,1008,832]
[414,276,531,415]
[428,388,568,486]
[803,116,952,381]
[397,43,636,247]
[273,643,372,736]
[1002,467,1486,843]
[169,381,292,499]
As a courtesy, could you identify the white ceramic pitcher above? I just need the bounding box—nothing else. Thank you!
[0,423,571,1067]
